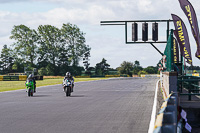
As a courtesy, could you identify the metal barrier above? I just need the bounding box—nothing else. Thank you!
[178,76,200,100]
[153,93,178,133]
[0,75,43,81]
[2,76,19,81]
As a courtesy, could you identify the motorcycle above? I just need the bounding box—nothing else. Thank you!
[63,79,72,97]
[26,79,34,97]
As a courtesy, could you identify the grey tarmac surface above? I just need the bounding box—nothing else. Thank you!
[0,77,158,133]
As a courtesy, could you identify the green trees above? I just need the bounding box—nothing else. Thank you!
[61,23,90,66]
[0,22,160,76]
[117,60,158,76]
[83,52,91,75]
[10,25,38,67]
[36,24,90,75]
[132,60,143,75]
[0,23,91,75]
[134,60,140,67]
[144,66,158,74]
[37,25,62,75]
[95,58,110,75]
[117,61,134,77]
[117,60,143,76]
[138,70,148,76]
[0,45,14,74]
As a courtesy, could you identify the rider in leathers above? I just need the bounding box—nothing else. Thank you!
[25,74,36,93]
[63,72,74,92]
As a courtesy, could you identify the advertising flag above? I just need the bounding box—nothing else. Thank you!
[178,0,200,59]
[172,14,192,65]
[173,37,179,63]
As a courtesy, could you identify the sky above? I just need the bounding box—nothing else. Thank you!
[0,0,200,68]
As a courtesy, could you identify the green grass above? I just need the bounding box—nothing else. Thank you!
[0,78,108,92]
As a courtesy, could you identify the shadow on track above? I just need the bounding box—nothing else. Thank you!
[32,95,51,97]
[69,95,85,98]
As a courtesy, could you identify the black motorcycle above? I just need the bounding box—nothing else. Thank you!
[63,79,72,97]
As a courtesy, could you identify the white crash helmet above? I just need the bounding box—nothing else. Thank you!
[66,72,71,78]
[28,74,33,79]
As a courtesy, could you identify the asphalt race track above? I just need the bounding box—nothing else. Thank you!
[0,77,158,133]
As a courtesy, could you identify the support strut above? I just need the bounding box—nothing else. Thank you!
[150,43,164,56]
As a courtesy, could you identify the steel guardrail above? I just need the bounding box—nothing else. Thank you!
[153,93,178,133]
[178,76,200,100]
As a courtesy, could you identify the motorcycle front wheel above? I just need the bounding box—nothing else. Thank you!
[28,88,33,97]
[66,87,71,97]
[28,88,31,97]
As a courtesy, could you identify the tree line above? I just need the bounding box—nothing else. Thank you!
[86,58,159,76]
[0,23,161,76]
[94,59,200,76]
[117,60,159,76]
[0,23,91,76]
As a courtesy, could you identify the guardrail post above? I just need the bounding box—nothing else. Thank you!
[162,112,176,133]
[188,81,191,101]
[153,93,179,133]
[163,95,177,133]
[198,80,200,94]
[177,119,183,133]
[181,76,183,93]
[168,96,178,126]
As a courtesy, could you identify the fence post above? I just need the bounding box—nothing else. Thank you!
[188,81,191,101]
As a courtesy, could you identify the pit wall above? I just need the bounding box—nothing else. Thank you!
[161,72,178,100]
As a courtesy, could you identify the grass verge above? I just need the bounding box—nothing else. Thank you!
[0,78,109,92]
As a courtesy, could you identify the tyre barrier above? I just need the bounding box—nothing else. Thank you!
[1,76,20,81]
[0,76,3,81]
[19,75,27,81]
[0,75,27,81]
[153,93,178,133]
[35,76,43,80]
[0,75,43,81]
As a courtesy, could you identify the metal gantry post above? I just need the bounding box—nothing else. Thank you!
[167,20,170,41]
[170,29,174,72]
[125,22,128,43]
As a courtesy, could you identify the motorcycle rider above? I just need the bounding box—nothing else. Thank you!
[25,74,36,93]
[63,72,74,92]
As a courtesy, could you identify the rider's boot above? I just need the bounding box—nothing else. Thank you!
[71,84,74,92]
[34,85,36,93]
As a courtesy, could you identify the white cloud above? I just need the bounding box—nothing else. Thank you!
[0,0,200,68]
[138,0,153,13]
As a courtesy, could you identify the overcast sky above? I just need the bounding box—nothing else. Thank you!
[0,0,199,68]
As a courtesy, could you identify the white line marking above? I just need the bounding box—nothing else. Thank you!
[148,79,160,133]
